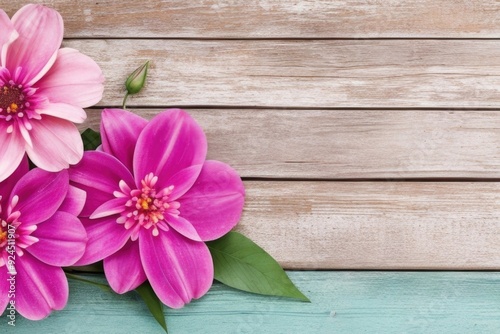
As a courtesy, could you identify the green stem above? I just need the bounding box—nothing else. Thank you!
[122,92,129,109]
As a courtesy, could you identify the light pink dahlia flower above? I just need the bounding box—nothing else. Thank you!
[0,4,104,181]
[69,109,245,308]
[0,157,87,320]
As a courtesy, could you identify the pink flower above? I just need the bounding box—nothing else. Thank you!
[0,4,104,181]
[0,157,87,320]
[70,109,245,308]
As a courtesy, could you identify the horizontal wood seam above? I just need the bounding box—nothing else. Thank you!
[63,37,500,41]
[240,178,500,182]
[85,106,500,111]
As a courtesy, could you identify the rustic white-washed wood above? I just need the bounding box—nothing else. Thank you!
[2,0,500,332]
[5,0,500,38]
[82,108,500,179]
[236,181,500,269]
[65,39,500,108]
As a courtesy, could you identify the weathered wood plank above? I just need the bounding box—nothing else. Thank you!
[82,108,500,179]
[5,0,500,38]
[65,39,500,108]
[10,272,500,333]
[237,181,500,269]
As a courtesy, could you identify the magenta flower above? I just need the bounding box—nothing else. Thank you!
[0,158,87,320]
[0,4,104,181]
[69,109,245,308]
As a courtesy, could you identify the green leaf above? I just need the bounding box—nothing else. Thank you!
[207,232,310,302]
[135,281,168,333]
[65,273,112,293]
[28,158,36,170]
[81,128,102,151]
[66,261,104,274]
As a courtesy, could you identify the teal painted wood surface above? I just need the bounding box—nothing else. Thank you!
[3,271,500,333]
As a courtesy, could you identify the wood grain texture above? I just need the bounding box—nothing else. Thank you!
[82,108,500,179]
[236,181,500,269]
[64,39,500,108]
[4,0,500,38]
[10,272,500,333]
[2,1,500,332]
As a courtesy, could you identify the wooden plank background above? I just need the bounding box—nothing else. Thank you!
[69,39,500,109]
[4,1,500,38]
[5,0,499,270]
[84,108,500,179]
[2,0,500,332]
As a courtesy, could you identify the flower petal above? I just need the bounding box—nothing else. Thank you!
[28,211,87,266]
[11,169,68,225]
[166,214,201,242]
[91,197,128,219]
[69,151,135,217]
[72,183,116,218]
[0,127,25,183]
[164,165,203,201]
[104,240,146,294]
[0,267,9,315]
[38,102,87,123]
[5,4,63,85]
[59,185,86,216]
[35,48,104,108]
[178,160,245,241]
[101,109,148,171]
[74,216,131,266]
[139,229,213,308]
[0,10,18,66]
[15,252,68,320]
[25,116,83,172]
[133,109,207,193]
[70,151,135,194]
[0,156,28,213]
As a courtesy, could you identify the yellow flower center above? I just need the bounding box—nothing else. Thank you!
[138,197,151,210]
[0,220,8,248]
[0,231,6,244]
[115,173,181,240]
[9,103,18,113]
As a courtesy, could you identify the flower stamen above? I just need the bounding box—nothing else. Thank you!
[0,195,38,268]
[0,221,8,249]
[0,85,25,114]
[0,68,45,135]
[114,173,180,240]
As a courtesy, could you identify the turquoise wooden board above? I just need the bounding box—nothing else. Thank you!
[3,271,500,333]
